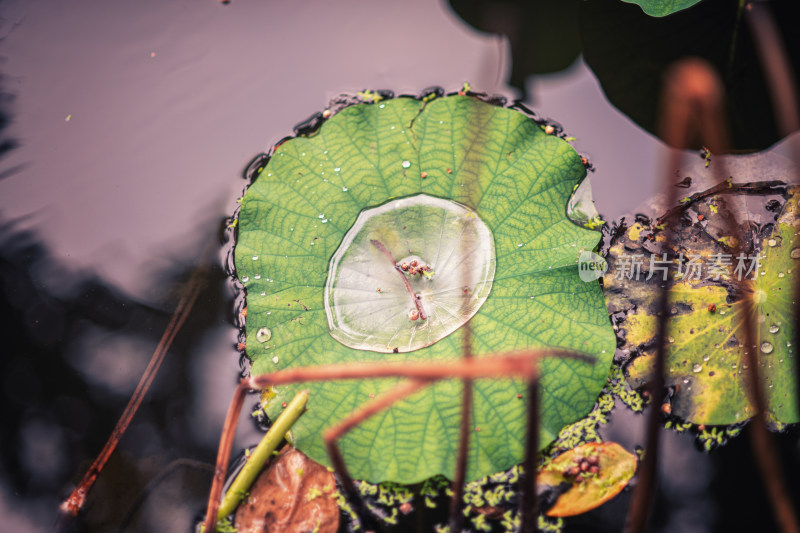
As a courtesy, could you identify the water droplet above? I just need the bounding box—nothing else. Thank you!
[692,363,703,373]
[241,276,250,283]
[683,378,690,384]
[769,324,780,334]
[334,167,341,172]
[254,274,261,280]
[517,243,523,247]
[761,341,774,354]
[768,238,777,247]
[779,272,786,278]
[319,214,325,219]
[342,187,349,192]
[668,336,675,343]
[703,354,710,362]
[401,160,411,168]
[260,291,266,296]
[256,327,272,343]
[272,356,279,364]
[791,248,800,259]
[322,219,328,223]
[252,255,259,261]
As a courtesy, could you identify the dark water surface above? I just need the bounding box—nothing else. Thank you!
[1,1,798,532]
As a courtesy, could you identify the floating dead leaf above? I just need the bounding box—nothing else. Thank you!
[234,446,339,533]
[537,442,636,517]
[604,182,799,426]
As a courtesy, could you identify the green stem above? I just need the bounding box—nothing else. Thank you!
[216,389,309,520]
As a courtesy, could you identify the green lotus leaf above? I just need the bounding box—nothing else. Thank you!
[622,0,701,17]
[606,186,799,426]
[236,94,615,483]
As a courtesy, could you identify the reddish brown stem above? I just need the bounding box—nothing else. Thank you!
[656,180,787,225]
[746,0,800,429]
[322,379,429,531]
[627,58,728,533]
[744,5,800,533]
[57,267,204,525]
[247,349,594,389]
[325,440,379,531]
[628,53,800,533]
[520,378,540,533]
[370,238,427,320]
[202,380,250,533]
[323,379,430,442]
[448,323,473,533]
[745,3,800,139]
[204,349,595,532]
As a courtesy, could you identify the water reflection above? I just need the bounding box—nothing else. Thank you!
[0,218,258,532]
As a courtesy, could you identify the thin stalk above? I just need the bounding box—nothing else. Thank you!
[322,380,428,532]
[322,380,429,442]
[656,180,787,225]
[520,379,540,533]
[205,351,594,533]
[744,5,800,532]
[370,238,427,320]
[216,390,309,520]
[247,349,593,388]
[202,349,593,533]
[745,3,800,140]
[627,58,726,533]
[746,0,800,428]
[448,322,473,533]
[325,441,377,531]
[203,380,250,533]
[58,266,205,524]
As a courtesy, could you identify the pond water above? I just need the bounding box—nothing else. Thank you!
[0,1,798,532]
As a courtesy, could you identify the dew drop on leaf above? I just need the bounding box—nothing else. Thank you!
[256,327,272,343]
[791,247,800,259]
[761,341,774,354]
[769,324,780,334]
[692,363,703,373]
